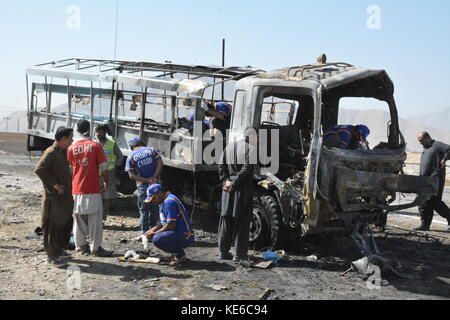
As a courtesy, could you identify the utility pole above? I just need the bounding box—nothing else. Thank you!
[221,38,225,101]
[17,117,20,132]
[3,117,11,132]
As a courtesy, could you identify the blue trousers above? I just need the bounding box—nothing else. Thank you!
[153,231,194,259]
[137,184,159,234]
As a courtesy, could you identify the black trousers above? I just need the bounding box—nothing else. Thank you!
[418,187,450,227]
[218,200,252,258]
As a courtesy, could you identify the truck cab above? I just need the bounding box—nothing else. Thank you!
[229,57,438,246]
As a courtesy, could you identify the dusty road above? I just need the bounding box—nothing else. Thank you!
[0,133,449,300]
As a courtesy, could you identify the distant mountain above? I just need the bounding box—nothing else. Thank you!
[0,110,27,133]
[406,108,450,132]
[2,102,449,153]
[339,108,450,152]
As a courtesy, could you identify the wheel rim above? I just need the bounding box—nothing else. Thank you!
[250,206,264,242]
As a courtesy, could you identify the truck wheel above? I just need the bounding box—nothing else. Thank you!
[249,194,284,249]
[249,196,270,249]
[262,195,284,249]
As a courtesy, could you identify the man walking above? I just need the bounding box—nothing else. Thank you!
[68,119,113,256]
[35,127,74,265]
[217,127,258,262]
[414,132,450,231]
[144,184,195,266]
[95,123,123,221]
[125,138,163,234]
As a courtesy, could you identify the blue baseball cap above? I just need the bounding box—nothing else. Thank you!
[355,125,370,141]
[215,102,232,115]
[144,184,164,203]
[129,137,143,149]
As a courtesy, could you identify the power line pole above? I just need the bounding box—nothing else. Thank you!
[221,38,225,101]
[3,117,11,132]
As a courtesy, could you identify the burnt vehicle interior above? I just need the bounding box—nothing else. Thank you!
[257,90,315,181]
[321,72,403,151]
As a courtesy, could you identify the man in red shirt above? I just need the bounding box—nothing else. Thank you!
[68,120,113,257]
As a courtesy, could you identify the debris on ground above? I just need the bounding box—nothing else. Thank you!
[206,284,230,291]
[305,255,318,262]
[350,257,372,276]
[436,277,450,285]
[258,288,273,300]
[141,235,148,250]
[384,225,442,244]
[143,277,160,282]
[124,250,140,260]
[1,149,450,300]
[275,250,287,259]
[118,257,161,264]
[34,227,43,236]
[263,250,281,265]
[252,260,274,269]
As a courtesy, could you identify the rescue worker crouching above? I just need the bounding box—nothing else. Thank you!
[144,184,195,266]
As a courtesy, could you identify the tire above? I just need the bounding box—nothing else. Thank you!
[249,196,270,249]
[262,195,285,249]
[249,194,285,250]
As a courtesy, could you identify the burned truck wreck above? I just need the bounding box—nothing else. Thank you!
[25,56,438,250]
[240,59,439,248]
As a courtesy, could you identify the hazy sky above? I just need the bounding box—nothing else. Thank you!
[0,0,449,118]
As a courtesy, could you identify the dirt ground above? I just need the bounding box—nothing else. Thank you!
[0,133,449,300]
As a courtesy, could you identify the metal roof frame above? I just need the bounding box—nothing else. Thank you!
[30,57,263,79]
[27,58,265,96]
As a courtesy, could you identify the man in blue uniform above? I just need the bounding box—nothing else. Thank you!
[414,132,450,231]
[323,124,370,150]
[125,138,163,234]
[201,100,232,136]
[144,184,195,266]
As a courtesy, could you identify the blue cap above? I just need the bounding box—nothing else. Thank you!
[129,137,143,149]
[355,125,370,141]
[144,184,164,203]
[215,102,232,117]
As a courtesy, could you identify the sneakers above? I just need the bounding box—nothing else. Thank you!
[91,247,113,257]
[218,252,233,260]
[413,225,430,231]
[169,255,187,266]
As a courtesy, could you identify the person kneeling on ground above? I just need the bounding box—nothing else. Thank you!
[144,184,195,266]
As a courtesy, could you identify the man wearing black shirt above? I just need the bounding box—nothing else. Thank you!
[414,132,450,231]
